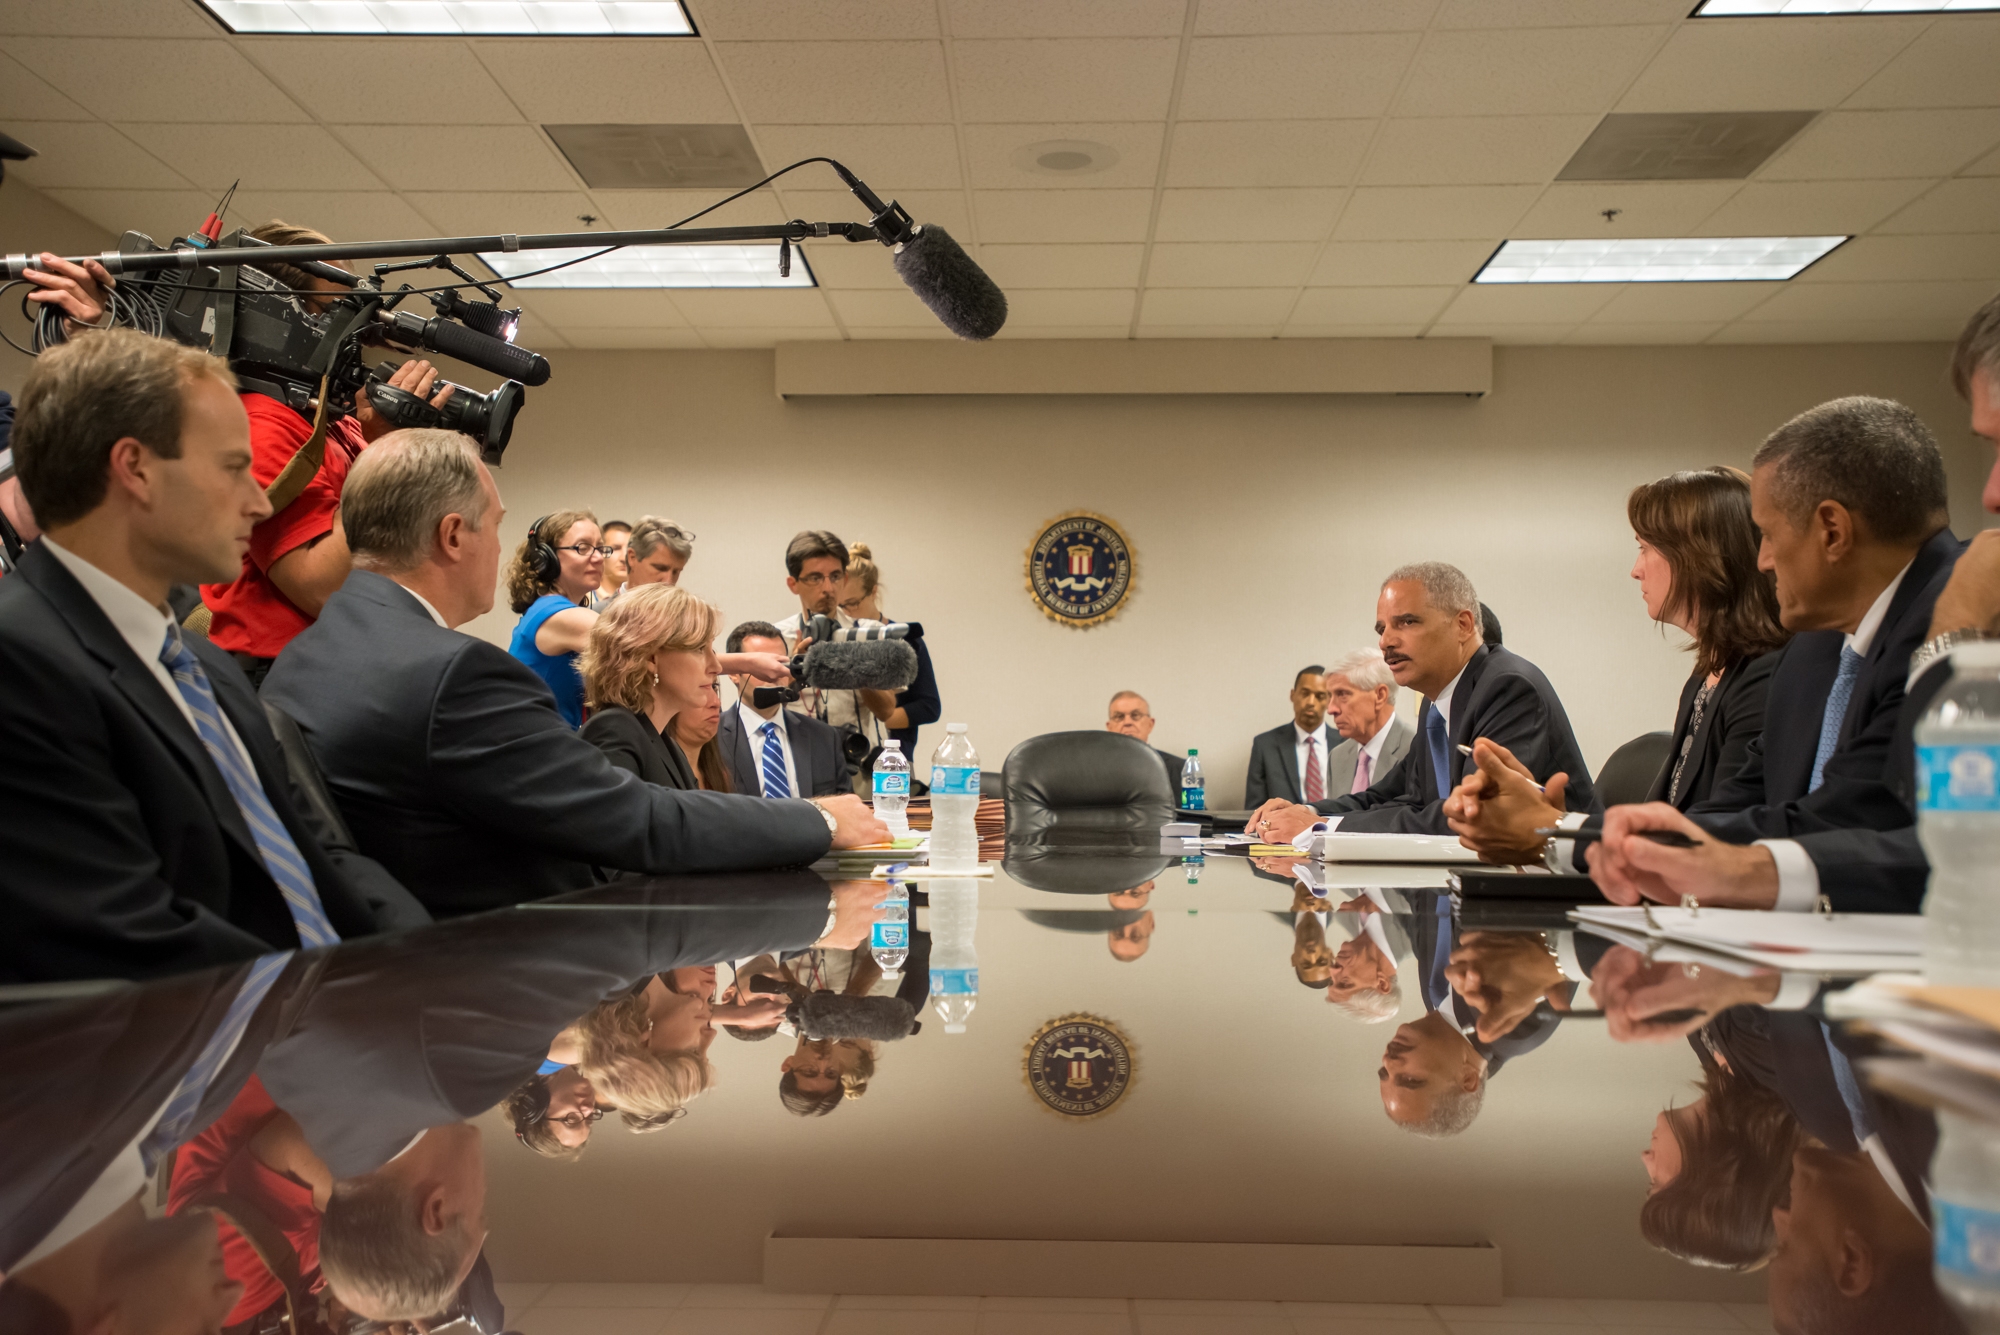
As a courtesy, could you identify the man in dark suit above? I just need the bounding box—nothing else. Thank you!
[1248,562,1594,843]
[1244,664,1333,807]
[720,620,852,797]
[1106,689,1184,790]
[0,331,425,983]
[264,432,885,916]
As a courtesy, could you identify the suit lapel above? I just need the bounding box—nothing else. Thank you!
[1839,528,1960,750]
[1443,646,1494,792]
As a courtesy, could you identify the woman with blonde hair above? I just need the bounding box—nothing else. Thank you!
[578,583,722,791]
[558,970,718,1129]
[506,508,607,729]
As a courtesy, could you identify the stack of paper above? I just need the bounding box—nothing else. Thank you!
[1311,832,1482,865]
[1570,905,1923,975]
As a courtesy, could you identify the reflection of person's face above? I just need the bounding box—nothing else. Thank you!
[102,1212,246,1335]
[1378,1012,1481,1128]
[1107,694,1154,742]
[788,554,847,615]
[1768,1146,1905,1329]
[783,1037,861,1093]
[1289,673,1330,732]
[1292,929,1335,986]
[1642,1101,1699,1191]
[544,1067,600,1150]
[1108,912,1155,961]
[1107,880,1154,911]
[1329,936,1394,1001]
[649,985,714,1056]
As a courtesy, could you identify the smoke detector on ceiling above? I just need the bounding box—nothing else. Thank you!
[1012,139,1120,176]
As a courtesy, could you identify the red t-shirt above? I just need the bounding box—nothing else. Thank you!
[166,1074,323,1327]
[202,394,364,659]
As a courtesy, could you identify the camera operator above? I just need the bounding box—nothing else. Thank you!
[197,221,451,687]
[774,530,891,775]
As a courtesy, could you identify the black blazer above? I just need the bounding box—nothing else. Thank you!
[263,571,832,917]
[1647,650,1782,807]
[581,704,701,790]
[0,545,408,982]
[1317,645,1596,833]
[717,704,851,798]
[887,625,941,760]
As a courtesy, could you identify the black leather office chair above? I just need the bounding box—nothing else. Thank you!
[1002,731,1175,835]
[262,700,362,852]
[1595,730,1673,809]
[1002,840,1172,895]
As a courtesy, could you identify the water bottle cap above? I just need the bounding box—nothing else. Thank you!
[947,723,968,733]
[945,1023,967,1033]
[883,740,901,750]
[1187,748,1198,756]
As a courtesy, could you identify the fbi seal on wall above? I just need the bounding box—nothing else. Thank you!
[1023,1013,1135,1121]
[1026,512,1134,629]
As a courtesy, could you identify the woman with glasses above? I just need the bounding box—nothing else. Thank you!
[624,515,696,589]
[578,583,724,791]
[506,508,610,729]
[503,1066,607,1161]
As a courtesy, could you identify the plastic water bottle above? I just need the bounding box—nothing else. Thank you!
[1933,1110,2000,1330]
[1917,643,2000,986]
[1180,749,1205,811]
[929,723,981,874]
[873,740,911,837]
[871,880,909,977]
[929,879,980,1033]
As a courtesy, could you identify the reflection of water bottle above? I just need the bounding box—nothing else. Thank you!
[873,740,911,837]
[871,880,909,976]
[929,723,981,873]
[1934,1110,2000,1330]
[1919,644,2000,986]
[1185,852,1202,885]
[1180,749,1205,811]
[929,879,979,1034]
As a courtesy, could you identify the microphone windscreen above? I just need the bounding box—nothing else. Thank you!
[892,225,1008,341]
[800,639,919,692]
[796,992,918,1043]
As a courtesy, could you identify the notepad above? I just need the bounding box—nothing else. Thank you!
[1311,832,1482,864]
[1571,905,1923,974]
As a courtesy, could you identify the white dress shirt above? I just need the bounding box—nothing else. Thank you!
[1761,558,1913,912]
[1293,721,1335,796]
[739,701,801,798]
[395,581,450,628]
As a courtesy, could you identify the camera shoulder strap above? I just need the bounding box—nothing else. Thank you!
[263,372,333,514]
[188,1189,308,1326]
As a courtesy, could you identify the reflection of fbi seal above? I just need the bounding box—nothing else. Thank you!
[1026,512,1134,629]
[1023,1014,1135,1120]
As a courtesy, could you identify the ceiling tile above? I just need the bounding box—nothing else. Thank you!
[799,245,912,290]
[1760,110,2000,182]
[1436,283,1619,322]
[1180,34,1421,120]
[706,325,842,346]
[513,290,691,328]
[247,40,519,124]
[1967,144,2000,177]
[976,244,1147,288]
[1710,318,1957,345]
[6,38,310,123]
[973,189,1154,242]
[1196,0,1438,34]
[1334,185,1539,240]
[953,39,1180,122]
[961,123,1163,190]
[1290,286,1457,323]
[946,0,1187,38]
[558,327,708,349]
[335,125,577,193]
[1434,0,1689,25]
[6,123,187,191]
[1361,116,1597,186]
[0,0,218,37]
[473,41,736,123]
[505,311,569,350]
[1165,121,1373,188]
[666,288,836,327]
[1001,289,1140,324]
[1586,283,1783,323]
[996,324,1134,339]
[1511,181,1742,237]
[1873,179,2000,235]
[1140,288,1298,324]
[590,188,790,230]
[220,190,440,243]
[718,42,951,125]
[1278,323,1429,338]
[1394,26,1667,117]
[0,51,92,120]
[1617,19,1922,114]
[1796,234,2000,283]
[784,188,971,235]
[1145,242,1319,286]
[121,122,384,193]
[825,288,937,326]
[755,125,963,191]
[695,0,940,39]
[1694,179,1928,237]
[1309,240,1496,285]
[1563,322,1720,345]
[1155,188,1346,242]
[1846,19,2000,111]
[1735,279,1995,326]
[404,192,604,236]
[36,189,215,244]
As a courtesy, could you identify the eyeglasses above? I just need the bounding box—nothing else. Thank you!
[796,570,847,588]
[555,542,617,558]
[548,1108,605,1129]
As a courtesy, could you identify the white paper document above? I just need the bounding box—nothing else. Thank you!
[1311,832,1482,865]
[1570,905,1923,973]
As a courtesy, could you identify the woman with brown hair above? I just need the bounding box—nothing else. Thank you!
[668,676,733,792]
[506,508,607,729]
[578,584,722,791]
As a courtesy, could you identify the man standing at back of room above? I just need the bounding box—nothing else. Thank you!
[773,529,893,768]
[1247,562,1594,842]
[1243,666,1333,807]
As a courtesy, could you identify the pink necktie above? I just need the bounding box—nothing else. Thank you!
[1303,736,1323,804]
[1351,749,1372,795]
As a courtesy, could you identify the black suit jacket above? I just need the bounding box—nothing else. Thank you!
[1648,651,1782,807]
[0,545,406,981]
[717,704,851,798]
[1244,722,1336,806]
[581,704,701,790]
[264,572,832,916]
[1403,892,1560,1077]
[1317,645,1596,833]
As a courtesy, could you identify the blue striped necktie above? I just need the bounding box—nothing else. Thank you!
[138,952,290,1173]
[1810,646,1864,794]
[760,720,792,799]
[1422,701,1451,802]
[158,626,340,948]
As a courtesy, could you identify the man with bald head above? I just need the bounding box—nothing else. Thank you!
[1106,689,1183,791]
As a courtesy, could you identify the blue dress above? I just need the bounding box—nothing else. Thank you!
[510,592,586,728]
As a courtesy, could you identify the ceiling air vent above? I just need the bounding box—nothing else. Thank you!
[544,124,766,190]
[1557,111,1817,182]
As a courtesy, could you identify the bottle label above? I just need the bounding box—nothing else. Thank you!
[931,765,980,796]
[871,921,908,951]
[1918,745,2000,812]
[1936,1200,2000,1279]
[873,771,909,797]
[930,967,979,994]
[1181,786,1206,811]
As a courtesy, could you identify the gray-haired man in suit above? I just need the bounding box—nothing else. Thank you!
[1324,648,1415,797]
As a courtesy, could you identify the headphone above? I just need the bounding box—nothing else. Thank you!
[526,514,560,586]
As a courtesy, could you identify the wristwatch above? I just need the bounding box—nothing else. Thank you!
[1909,627,1992,680]
[807,799,838,836]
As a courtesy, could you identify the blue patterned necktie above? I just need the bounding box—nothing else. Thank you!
[1422,701,1451,803]
[759,720,792,799]
[1810,645,1864,794]
[1425,895,1454,1011]
[158,626,339,948]
[138,952,290,1173]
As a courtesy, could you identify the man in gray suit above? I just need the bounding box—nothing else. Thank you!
[1323,649,1415,798]
[1243,665,1334,807]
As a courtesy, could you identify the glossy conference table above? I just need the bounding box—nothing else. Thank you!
[0,830,1937,1324]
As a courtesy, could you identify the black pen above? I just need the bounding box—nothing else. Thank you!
[1536,826,1703,848]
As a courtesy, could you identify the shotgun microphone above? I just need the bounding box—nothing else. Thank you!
[832,163,1007,341]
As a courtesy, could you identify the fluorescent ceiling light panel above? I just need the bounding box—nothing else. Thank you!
[479,244,815,289]
[1474,236,1846,283]
[197,1,694,35]
[1695,1,2000,15]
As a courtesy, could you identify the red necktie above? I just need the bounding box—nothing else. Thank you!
[1351,749,1372,795]
[1303,735,1324,804]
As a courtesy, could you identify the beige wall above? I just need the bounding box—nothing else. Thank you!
[0,183,114,390]
[462,340,1989,806]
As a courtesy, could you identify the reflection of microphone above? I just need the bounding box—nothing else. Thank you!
[833,163,1007,341]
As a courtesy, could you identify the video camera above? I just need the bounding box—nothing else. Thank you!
[750,615,922,766]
